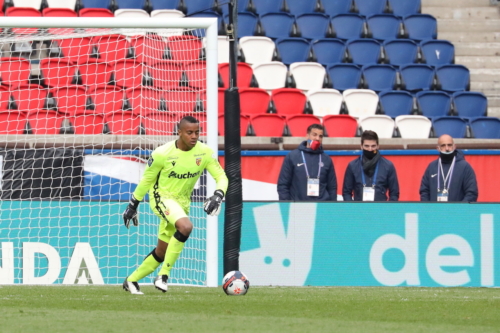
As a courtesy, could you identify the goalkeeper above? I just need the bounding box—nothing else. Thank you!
[122,116,228,294]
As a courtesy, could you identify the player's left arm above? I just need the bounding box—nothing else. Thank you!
[203,151,229,216]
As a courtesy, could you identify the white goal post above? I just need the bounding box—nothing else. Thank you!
[0,17,220,287]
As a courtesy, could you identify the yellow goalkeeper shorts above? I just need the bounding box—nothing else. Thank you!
[150,198,189,243]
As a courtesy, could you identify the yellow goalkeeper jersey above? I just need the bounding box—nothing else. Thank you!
[133,140,228,211]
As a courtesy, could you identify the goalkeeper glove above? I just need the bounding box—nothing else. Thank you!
[123,195,140,229]
[204,190,224,216]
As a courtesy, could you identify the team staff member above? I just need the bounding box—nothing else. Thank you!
[277,124,337,201]
[420,134,478,202]
[343,130,399,201]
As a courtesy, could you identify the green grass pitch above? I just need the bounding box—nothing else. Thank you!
[1,285,500,332]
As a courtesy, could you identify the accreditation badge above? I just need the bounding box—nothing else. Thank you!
[437,189,449,202]
[362,187,375,201]
[307,178,320,196]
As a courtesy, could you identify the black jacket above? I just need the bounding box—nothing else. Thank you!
[342,155,399,201]
[420,150,478,202]
[277,141,337,201]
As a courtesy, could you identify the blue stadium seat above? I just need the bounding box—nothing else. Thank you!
[331,14,365,40]
[275,38,311,65]
[469,117,500,139]
[326,63,362,91]
[400,64,435,91]
[420,40,454,66]
[367,14,402,41]
[312,39,346,66]
[403,14,437,41]
[354,0,387,16]
[80,0,111,9]
[219,0,250,16]
[453,91,488,118]
[115,0,146,10]
[345,39,382,65]
[379,90,414,118]
[224,12,258,38]
[388,0,421,17]
[251,0,284,14]
[432,116,468,138]
[436,64,470,92]
[184,0,218,14]
[383,39,419,67]
[191,11,224,37]
[296,13,331,40]
[416,91,452,117]
[362,64,398,92]
[260,12,295,39]
[150,0,179,10]
[286,0,319,16]
[322,0,352,17]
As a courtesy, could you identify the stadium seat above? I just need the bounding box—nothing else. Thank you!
[11,84,48,112]
[345,39,382,65]
[432,116,468,138]
[326,63,362,91]
[184,61,206,90]
[395,115,431,139]
[142,112,178,135]
[322,0,352,17]
[420,40,455,66]
[130,35,168,65]
[42,7,78,34]
[114,9,150,19]
[260,12,295,40]
[416,91,452,118]
[50,85,88,115]
[79,0,111,9]
[88,85,126,115]
[72,113,105,134]
[0,112,27,134]
[403,14,437,41]
[0,86,11,110]
[469,117,500,139]
[202,36,230,63]
[149,0,180,11]
[184,0,218,15]
[167,35,203,63]
[362,64,398,92]
[92,34,130,63]
[190,10,225,38]
[383,39,419,67]
[12,0,42,9]
[331,14,365,40]
[311,38,346,66]
[239,88,270,114]
[218,114,251,136]
[77,59,111,88]
[164,88,201,113]
[26,110,65,135]
[219,0,250,16]
[322,114,358,137]
[79,8,114,17]
[251,62,287,90]
[289,62,326,91]
[353,0,387,16]
[388,0,421,17]
[378,90,413,118]
[0,57,31,88]
[46,0,78,9]
[366,14,402,41]
[436,64,470,92]
[40,58,76,87]
[250,0,283,14]
[275,38,311,66]
[271,88,307,115]
[53,37,93,64]
[453,91,488,118]
[6,7,41,35]
[115,0,147,10]
[228,12,259,38]
[239,36,275,64]
[286,0,319,16]
[342,89,379,118]
[150,9,184,18]
[112,60,145,89]
[250,114,286,136]
[105,111,141,135]
[307,89,343,117]
[150,60,183,90]
[296,13,332,40]
[286,114,321,137]
[218,62,254,89]
[399,64,435,92]
[359,115,395,139]
[126,87,164,115]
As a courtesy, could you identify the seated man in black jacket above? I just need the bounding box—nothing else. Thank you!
[277,124,337,201]
[343,130,399,201]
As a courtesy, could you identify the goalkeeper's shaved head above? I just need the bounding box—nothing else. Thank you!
[179,116,199,130]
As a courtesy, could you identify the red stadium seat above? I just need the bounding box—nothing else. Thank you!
[105,111,141,135]
[250,114,286,137]
[271,88,307,115]
[130,35,169,65]
[126,87,164,116]
[184,61,206,90]
[6,7,41,35]
[0,57,31,88]
[42,8,78,34]
[53,37,93,64]
[78,59,111,88]
[72,113,105,134]
[112,59,144,88]
[50,85,88,115]
[286,114,321,137]
[40,58,76,87]
[0,85,11,110]
[88,85,126,115]
[167,35,203,63]
[165,88,201,113]
[142,112,179,135]
[218,114,250,136]
[0,112,26,134]
[239,88,270,114]
[218,62,254,89]
[11,84,48,112]
[92,34,130,63]
[322,114,358,137]
[79,8,114,17]
[26,110,65,134]
[151,60,183,90]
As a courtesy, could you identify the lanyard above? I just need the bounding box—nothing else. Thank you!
[437,156,456,192]
[360,156,379,188]
[300,151,322,179]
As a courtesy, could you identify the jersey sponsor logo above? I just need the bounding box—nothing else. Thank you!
[167,157,178,160]
[194,153,206,157]
[196,158,202,166]
[148,157,154,167]
[168,170,200,179]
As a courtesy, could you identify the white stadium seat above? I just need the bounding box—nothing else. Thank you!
[306,88,343,117]
[252,61,288,90]
[13,0,43,9]
[289,62,326,91]
[151,9,185,18]
[342,89,379,118]
[47,0,77,9]
[114,9,150,18]
[359,115,395,138]
[395,115,432,139]
[239,36,275,64]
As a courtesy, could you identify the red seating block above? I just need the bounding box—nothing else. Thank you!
[54,37,93,64]
[92,34,130,63]
[6,7,41,34]
[11,84,48,111]
[271,88,307,115]
[88,85,125,115]
[250,114,286,137]
[239,88,270,114]
[26,110,65,134]
[286,114,321,137]
[72,113,105,134]
[165,88,201,113]
[0,57,31,88]
[105,111,141,135]
[218,62,254,89]
[167,35,203,63]
[218,114,250,136]
[142,112,178,135]
[40,58,76,87]
[0,112,26,134]
[322,114,358,137]
[50,85,88,115]
[126,87,164,116]
[131,35,169,65]
[112,60,144,88]
[78,59,111,87]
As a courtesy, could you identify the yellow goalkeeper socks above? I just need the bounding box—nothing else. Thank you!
[127,249,162,282]
[159,231,188,276]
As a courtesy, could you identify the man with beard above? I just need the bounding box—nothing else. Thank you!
[342,130,399,201]
[420,134,478,202]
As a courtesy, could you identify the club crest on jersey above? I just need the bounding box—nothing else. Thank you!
[196,158,202,166]
[148,157,154,167]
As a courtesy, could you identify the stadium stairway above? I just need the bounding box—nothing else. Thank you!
[423,0,500,117]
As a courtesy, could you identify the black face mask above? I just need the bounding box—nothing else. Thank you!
[440,150,457,163]
[363,149,377,160]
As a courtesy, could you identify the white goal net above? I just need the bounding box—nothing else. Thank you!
[0,17,220,287]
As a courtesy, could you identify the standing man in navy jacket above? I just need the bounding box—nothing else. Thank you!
[420,134,478,202]
[342,130,399,201]
[277,124,337,201]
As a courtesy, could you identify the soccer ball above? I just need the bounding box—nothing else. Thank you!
[222,270,250,295]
